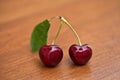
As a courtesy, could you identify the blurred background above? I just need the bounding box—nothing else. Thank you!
[1,0,119,24]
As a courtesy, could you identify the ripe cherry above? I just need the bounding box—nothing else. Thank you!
[39,45,63,67]
[59,16,93,65]
[69,44,92,65]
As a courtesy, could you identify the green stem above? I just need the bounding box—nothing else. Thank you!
[59,16,82,45]
[52,20,63,45]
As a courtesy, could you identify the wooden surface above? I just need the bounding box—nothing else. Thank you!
[0,0,120,80]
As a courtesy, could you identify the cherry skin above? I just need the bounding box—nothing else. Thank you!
[39,45,63,67]
[69,44,92,65]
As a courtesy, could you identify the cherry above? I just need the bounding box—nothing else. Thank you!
[69,44,92,65]
[39,45,63,67]
[38,17,64,67]
[59,16,93,65]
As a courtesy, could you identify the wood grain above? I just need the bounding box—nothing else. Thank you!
[0,0,120,80]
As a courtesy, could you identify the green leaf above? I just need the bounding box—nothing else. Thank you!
[30,20,50,52]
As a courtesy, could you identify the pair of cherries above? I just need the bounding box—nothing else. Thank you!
[39,16,92,67]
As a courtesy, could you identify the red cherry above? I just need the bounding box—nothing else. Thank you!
[39,45,63,67]
[69,44,92,65]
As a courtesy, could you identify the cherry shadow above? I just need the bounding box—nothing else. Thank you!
[65,58,92,79]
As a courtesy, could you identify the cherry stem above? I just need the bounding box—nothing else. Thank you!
[51,19,63,45]
[59,16,82,45]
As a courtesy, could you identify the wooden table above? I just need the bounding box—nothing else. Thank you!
[0,0,120,80]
